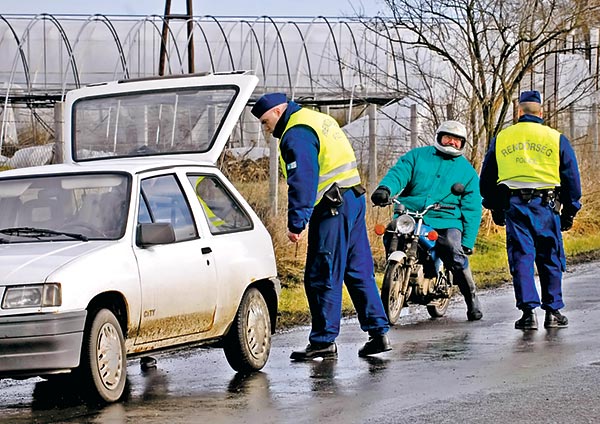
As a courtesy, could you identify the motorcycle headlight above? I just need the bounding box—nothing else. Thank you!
[2,283,62,309]
[395,214,416,234]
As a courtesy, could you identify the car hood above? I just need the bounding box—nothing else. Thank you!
[0,241,107,283]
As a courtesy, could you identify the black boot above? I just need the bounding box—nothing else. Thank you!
[290,342,337,361]
[515,309,538,330]
[454,266,483,321]
[544,309,568,328]
[358,334,392,357]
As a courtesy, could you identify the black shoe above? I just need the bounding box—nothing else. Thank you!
[467,308,483,321]
[358,334,392,357]
[290,342,337,361]
[544,309,568,328]
[515,309,538,330]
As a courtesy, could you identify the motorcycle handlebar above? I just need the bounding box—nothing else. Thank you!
[374,198,456,213]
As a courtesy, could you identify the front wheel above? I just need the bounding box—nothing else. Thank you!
[426,268,456,318]
[79,308,127,402]
[381,261,410,325]
[223,287,272,372]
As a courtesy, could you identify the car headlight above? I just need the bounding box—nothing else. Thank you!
[2,283,62,309]
[395,215,416,234]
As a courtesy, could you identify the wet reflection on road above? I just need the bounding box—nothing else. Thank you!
[3,270,599,423]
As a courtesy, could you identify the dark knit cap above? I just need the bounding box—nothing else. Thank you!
[251,93,288,118]
[519,90,542,104]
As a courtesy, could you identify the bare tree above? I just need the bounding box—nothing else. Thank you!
[354,0,600,167]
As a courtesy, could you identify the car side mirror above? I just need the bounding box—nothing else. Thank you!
[136,222,175,247]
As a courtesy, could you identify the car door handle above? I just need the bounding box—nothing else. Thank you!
[201,247,212,254]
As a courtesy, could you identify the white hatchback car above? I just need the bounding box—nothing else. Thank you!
[0,73,280,402]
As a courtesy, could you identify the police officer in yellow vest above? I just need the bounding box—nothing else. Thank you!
[251,93,391,360]
[480,90,582,330]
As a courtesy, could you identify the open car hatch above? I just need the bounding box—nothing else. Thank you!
[63,72,259,165]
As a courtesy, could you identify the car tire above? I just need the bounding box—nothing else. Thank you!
[223,287,271,372]
[80,308,127,402]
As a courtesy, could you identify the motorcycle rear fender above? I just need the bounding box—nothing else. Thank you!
[388,250,407,263]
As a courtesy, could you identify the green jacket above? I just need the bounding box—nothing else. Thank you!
[379,146,482,249]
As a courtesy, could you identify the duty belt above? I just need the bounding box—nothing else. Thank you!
[510,188,556,203]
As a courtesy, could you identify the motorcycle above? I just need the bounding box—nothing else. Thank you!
[374,183,465,325]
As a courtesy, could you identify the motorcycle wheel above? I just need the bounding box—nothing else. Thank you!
[426,268,455,318]
[381,261,410,325]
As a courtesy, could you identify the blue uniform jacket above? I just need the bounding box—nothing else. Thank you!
[480,114,582,216]
[273,101,320,234]
[378,146,482,249]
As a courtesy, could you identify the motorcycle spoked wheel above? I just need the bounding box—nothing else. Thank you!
[381,261,411,325]
[426,267,456,318]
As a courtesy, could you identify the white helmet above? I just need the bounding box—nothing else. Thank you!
[435,120,467,157]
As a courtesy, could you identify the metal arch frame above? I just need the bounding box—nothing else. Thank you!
[64,14,130,95]
[193,19,217,73]
[288,20,315,99]
[115,18,149,77]
[240,20,266,80]
[41,13,81,89]
[172,17,198,72]
[0,16,31,93]
[391,20,409,91]
[221,20,245,71]
[89,14,130,81]
[1,13,80,147]
[201,15,235,71]
[367,16,400,93]
[0,16,32,150]
[119,16,175,77]
[316,16,346,93]
[147,14,185,75]
[259,16,292,95]
[341,21,363,88]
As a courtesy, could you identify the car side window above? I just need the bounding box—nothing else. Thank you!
[188,175,253,234]
[140,175,198,242]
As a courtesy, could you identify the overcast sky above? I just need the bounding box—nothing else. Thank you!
[0,0,386,17]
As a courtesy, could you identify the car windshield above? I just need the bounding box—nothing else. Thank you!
[0,173,130,241]
[72,86,238,160]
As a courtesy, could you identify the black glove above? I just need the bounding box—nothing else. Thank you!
[491,209,506,226]
[560,214,574,231]
[462,245,473,255]
[371,186,391,206]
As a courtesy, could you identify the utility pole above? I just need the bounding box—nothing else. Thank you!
[159,0,195,75]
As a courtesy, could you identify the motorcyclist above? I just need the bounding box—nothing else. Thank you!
[371,120,484,321]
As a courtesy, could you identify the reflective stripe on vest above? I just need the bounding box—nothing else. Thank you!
[198,197,226,227]
[195,178,225,227]
[281,107,361,205]
[495,122,561,188]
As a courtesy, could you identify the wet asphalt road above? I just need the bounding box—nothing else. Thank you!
[1,261,600,424]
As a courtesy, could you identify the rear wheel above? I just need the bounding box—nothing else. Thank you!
[426,268,455,318]
[381,261,410,325]
[79,308,127,402]
[223,288,272,372]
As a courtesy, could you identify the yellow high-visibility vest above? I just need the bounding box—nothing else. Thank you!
[280,107,361,205]
[495,122,561,188]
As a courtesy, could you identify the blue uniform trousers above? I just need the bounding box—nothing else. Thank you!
[505,196,566,311]
[304,189,389,344]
